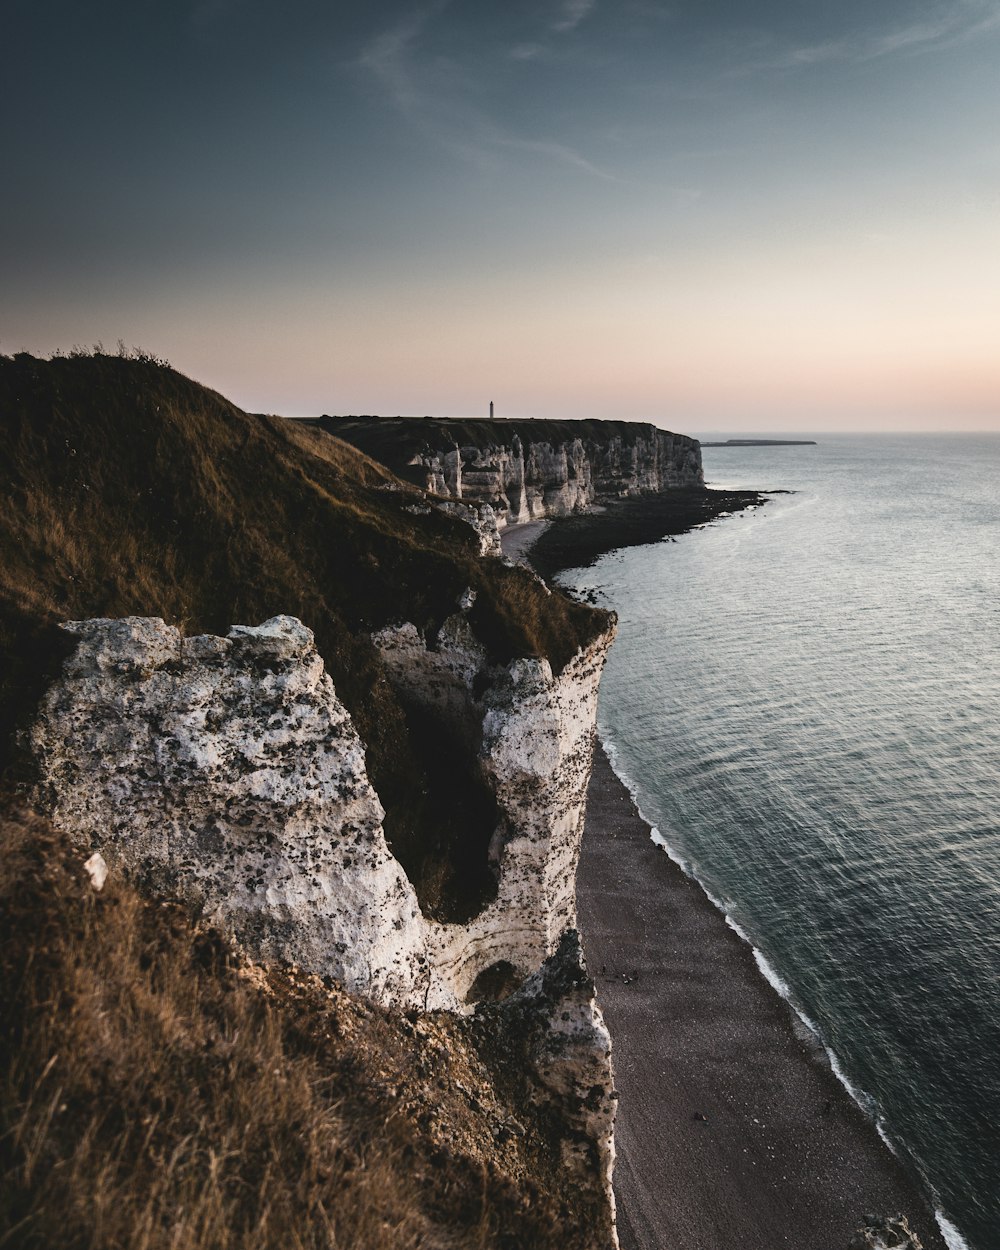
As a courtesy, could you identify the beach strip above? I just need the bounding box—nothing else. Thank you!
[578,740,948,1250]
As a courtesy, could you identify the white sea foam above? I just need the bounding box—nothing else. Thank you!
[599,731,979,1242]
[601,733,691,874]
[600,730,888,1140]
[935,1211,973,1250]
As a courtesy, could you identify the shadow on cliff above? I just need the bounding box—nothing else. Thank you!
[0,349,610,922]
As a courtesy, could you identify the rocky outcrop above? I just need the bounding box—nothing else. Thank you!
[30,610,618,1246]
[31,611,614,1013]
[321,416,703,526]
[433,499,503,557]
[479,930,618,1242]
[850,1214,924,1249]
[373,608,613,1002]
[30,615,433,1006]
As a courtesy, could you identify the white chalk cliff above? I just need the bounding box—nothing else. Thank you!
[409,427,703,524]
[30,609,619,1244]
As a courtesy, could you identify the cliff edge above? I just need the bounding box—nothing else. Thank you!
[320,415,703,525]
[0,351,619,1248]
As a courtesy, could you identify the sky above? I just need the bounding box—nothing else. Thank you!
[3,0,1000,431]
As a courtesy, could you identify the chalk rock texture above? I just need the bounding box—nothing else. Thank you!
[31,616,433,1006]
[321,416,703,527]
[372,610,615,1003]
[31,611,614,1011]
[433,499,503,557]
[409,429,702,525]
[850,1215,924,1250]
[479,929,619,1248]
[32,612,620,1243]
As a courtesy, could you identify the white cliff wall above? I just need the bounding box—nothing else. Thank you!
[31,610,619,1246]
[483,929,618,1238]
[371,611,613,1001]
[409,428,702,525]
[31,611,614,1012]
[30,616,435,1006]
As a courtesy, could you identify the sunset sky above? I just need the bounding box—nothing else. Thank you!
[4,1,1000,430]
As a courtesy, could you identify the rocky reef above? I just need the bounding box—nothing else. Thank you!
[850,1214,925,1249]
[321,415,703,525]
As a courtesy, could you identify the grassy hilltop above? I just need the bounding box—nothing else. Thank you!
[0,350,613,1250]
[0,350,607,919]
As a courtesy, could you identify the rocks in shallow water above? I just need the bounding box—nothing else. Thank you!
[850,1214,924,1249]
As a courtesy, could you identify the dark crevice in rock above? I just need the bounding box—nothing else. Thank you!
[383,694,500,925]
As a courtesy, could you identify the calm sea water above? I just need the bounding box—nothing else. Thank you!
[560,435,1000,1250]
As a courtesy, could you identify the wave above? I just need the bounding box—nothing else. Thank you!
[936,1211,973,1250]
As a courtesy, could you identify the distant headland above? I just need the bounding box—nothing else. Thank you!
[701,438,817,447]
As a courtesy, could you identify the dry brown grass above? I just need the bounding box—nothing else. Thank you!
[0,811,596,1250]
[0,351,609,920]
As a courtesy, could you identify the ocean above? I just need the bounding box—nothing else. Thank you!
[559,435,1000,1250]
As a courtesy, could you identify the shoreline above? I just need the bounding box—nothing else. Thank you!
[580,739,949,1250]
[521,486,768,583]
[513,497,953,1249]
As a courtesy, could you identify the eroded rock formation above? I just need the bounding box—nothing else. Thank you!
[31,612,614,1004]
[322,416,703,526]
[30,615,431,1005]
[409,430,702,524]
[850,1214,925,1250]
[30,610,619,1246]
[478,929,618,1232]
[373,609,613,1002]
[432,499,503,557]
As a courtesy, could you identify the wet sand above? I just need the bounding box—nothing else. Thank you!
[499,518,551,566]
[577,742,948,1250]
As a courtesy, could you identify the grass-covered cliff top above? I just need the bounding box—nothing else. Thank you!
[0,810,607,1250]
[320,414,697,486]
[0,350,609,918]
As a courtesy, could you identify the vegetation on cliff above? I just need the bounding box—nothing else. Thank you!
[0,350,608,919]
[320,413,699,494]
[0,350,618,1248]
[0,810,607,1250]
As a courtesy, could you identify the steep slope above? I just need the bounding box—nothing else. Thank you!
[1,351,620,1249]
[0,809,612,1250]
[0,351,608,920]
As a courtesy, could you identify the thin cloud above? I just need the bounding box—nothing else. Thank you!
[552,0,597,34]
[745,2,1000,72]
[357,6,443,112]
[498,137,622,183]
[510,42,546,61]
[860,6,1000,59]
[357,7,621,184]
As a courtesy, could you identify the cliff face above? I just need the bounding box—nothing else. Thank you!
[31,609,619,1244]
[321,416,703,525]
[7,353,624,1248]
[32,611,613,1013]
